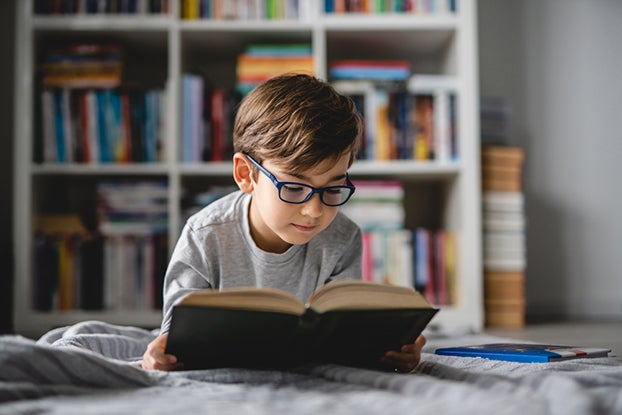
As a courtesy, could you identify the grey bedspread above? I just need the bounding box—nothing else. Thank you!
[1,321,621,414]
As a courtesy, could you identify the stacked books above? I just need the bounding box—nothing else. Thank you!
[97,181,169,236]
[40,43,123,88]
[97,181,169,310]
[481,145,526,328]
[329,60,410,82]
[235,44,314,95]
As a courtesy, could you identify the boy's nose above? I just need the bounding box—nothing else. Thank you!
[300,193,323,217]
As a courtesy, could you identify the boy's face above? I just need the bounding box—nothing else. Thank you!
[247,154,352,254]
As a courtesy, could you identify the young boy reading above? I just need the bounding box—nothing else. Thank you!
[142,74,426,372]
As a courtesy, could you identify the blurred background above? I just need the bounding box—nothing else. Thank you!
[1,0,621,334]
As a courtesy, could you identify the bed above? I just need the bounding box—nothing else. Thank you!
[1,320,621,414]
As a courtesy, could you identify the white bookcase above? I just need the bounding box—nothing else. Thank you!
[13,0,482,337]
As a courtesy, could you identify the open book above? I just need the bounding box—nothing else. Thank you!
[165,280,438,370]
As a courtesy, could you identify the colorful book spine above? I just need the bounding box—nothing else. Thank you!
[37,87,166,164]
[324,0,456,14]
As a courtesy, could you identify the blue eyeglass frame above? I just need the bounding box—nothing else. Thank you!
[243,153,356,206]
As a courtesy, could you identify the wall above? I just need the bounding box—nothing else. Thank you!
[0,0,16,333]
[478,0,622,319]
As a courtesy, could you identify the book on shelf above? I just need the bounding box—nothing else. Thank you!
[40,43,123,89]
[34,0,170,15]
[408,74,459,162]
[103,233,168,310]
[435,343,611,363]
[331,79,412,161]
[324,0,456,14]
[181,0,311,21]
[341,180,413,287]
[32,180,170,312]
[341,180,406,230]
[39,87,166,164]
[413,228,457,306]
[341,181,456,306]
[329,60,411,82]
[331,73,459,162]
[235,44,314,95]
[182,74,241,162]
[165,280,438,369]
[97,181,169,235]
[33,214,105,311]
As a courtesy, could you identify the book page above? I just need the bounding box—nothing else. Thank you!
[178,287,305,315]
[308,280,431,313]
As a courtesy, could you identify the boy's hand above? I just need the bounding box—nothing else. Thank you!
[380,334,426,373]
[142,333,183,371]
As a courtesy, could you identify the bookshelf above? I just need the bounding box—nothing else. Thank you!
[13,0,482,337]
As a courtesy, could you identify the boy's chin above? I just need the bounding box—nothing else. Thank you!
[281,230,318,246]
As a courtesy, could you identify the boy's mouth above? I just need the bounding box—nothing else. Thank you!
[292,224,316,232]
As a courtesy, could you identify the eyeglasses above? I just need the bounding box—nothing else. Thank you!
[244,153,356,207]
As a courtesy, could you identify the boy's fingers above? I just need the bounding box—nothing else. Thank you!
[415,334,427,348]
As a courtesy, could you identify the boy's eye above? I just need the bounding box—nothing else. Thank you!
[325,188,343,195]
[282,184,306,194]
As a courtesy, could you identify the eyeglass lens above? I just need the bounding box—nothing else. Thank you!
[280,183,351,206]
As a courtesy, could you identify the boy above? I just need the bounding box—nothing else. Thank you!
[142,74,425,372]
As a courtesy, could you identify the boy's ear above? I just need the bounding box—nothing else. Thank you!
[233,152,254,193]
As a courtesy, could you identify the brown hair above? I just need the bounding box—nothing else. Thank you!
[233,73,361,174]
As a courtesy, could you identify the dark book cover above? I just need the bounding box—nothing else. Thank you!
[165,305,437,370]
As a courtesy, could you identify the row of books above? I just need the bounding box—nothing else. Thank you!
[183,43,314,162]
[34,0,170,15]
[325,0,457,14]
[40,87,166,164]
[333,72,459,161]
[33,231,168,312]
[182,75,241,163]
[32,181,171,312]
[360,228,456,306]
[181,0,312,20]
[481,145,526,328]
[341,180,455,306]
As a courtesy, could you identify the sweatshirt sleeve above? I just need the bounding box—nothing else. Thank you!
[159,223,213,334]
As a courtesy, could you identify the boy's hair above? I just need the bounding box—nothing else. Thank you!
[233,73,361,175]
